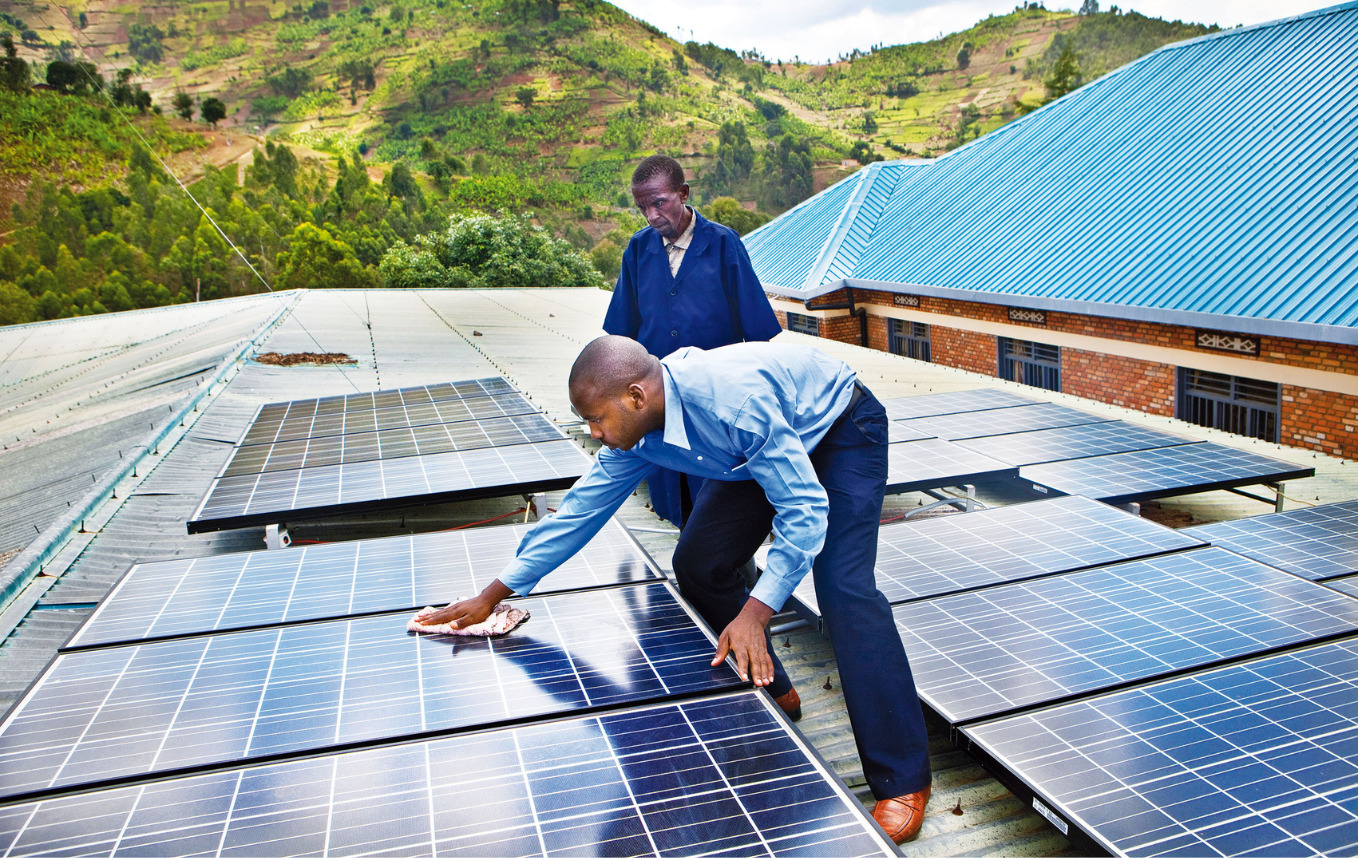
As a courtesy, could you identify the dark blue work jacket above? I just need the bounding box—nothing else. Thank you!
[603,208,781,524]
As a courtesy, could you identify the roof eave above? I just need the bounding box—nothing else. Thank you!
[768,278,1358,347]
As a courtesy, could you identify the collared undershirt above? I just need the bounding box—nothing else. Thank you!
[665,205,697,276]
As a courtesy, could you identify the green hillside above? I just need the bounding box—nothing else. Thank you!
[0,0,1213,322]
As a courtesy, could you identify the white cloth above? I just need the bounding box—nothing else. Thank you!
[407,601,530,636]
[665,206,697,275]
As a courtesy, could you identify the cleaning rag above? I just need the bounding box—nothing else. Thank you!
[407,601,529,636]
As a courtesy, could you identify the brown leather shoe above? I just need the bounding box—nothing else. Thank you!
[771,686,802,721]
[872,785,930,844]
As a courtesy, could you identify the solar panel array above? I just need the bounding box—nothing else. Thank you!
[893,547,1358,724]
[882,388,1038,420]
[189,439,591,533]
[956,420,1198,466]
[222,412,565,476]
[886,437,1019,494]
[786,495,1205,624]
[1021,442,1315,506]
[68,519,657,649]
[1184,499,1358,581]
[240,389,538,446]
[190,379,592,533]
[0,692,895,857]
[962,638,1358,856]
[900,402,1112,441]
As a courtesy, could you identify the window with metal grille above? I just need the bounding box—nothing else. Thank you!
[888,318,932,362]
[786,312,820,335]
[998,337,1060,392]
[1178,368,1280,443]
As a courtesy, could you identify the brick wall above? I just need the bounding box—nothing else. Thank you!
[934,327,997,376]
[1282,386,1358,458]
[1060,348,1176,416]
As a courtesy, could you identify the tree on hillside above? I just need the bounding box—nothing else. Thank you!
[0,34,30,92]
[706,198,771,236]
[379,214,600,289]
[201,97,227,127]
[276,223,377,290]
[761,134,814,210]
[45,60,99,94]
[515,86,535,108]
[172,90,194,120]
[957,42,972,69]
[709,121,754,196]
[126,23,164,64]
[1080,0,1100,14]
[266,67,312,98]
[1044,41,1083,102]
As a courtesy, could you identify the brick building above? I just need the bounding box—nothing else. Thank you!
[743,2,1358,460]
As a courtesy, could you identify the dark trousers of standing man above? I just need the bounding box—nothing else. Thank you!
[670,384,932,800]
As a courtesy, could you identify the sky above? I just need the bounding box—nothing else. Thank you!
[607,0,1330,63]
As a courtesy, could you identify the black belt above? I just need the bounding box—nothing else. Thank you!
[837,381,866,423]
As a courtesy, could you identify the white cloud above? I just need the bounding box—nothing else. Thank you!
[607,0,1331,63]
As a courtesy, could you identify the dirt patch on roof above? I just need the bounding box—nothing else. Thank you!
[254,352,358,366]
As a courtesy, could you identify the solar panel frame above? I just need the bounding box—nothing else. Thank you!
[960,638,1358,857]
[899,402,1114,441]
[67,519,661,651]
[888,420,934,443]
[221,412,568,477]
[0,691,898,857]
[784,495,1206,627]
[955,421,1201,466]
[1021,442,1315,506]
[893,547,1358,725]
[187,439,591,533]
[0,582,746,802]
[238,390,540,447]
[882,388,1039,421]
[250,378,517,425]
[1183,499,1358,582]
[886,438,1020,494]
[1327,575,1358,599]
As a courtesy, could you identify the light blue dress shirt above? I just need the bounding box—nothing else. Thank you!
[498,342,858,611]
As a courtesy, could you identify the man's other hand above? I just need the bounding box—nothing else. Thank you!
[421,580,514,629]
[712,597,776,685]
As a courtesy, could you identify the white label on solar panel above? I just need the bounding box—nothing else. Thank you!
[1032,798,1069,835]
[1032,484,1048,493]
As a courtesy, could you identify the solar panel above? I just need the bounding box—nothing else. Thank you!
[888,420,934,443]
[961,638,1358,857]
[0,582,743,801]
[882,388,1038,420]
[1021,442,1315,506]
[68,519,658,650]
[893,547,1358,724]
[1327,576,1358,599]
[0,692,897,857]
[786,495,1204,625]
[254,379,517,425]
[956,420,1199,466]
[240,390,539,446]
[900,402,1112,441]
[188,439,591,533]
[223,412,567,476]
[886,438,1019,494]
[1183,499,1358,581]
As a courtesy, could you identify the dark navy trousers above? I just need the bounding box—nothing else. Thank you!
[670,385,932,799]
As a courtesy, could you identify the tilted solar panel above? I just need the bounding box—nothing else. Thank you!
[900,402,1112,441]
[253,379,517,425]
[786,495,1204,625]
[955,420,1199,466]
[240,390,539,447]
[0,692,896,857]
[0,583,741,801]
[188,439,591,533]
[882,388,1038,421]
[885,438,1019,494]
[223,412,567,476]
[961,638,1358,857]
[1183,499,1358,581]
[1328,576,1358,598]
[888,420,934,443]
[1021,442,1314,506]
[893,547,1358,724]
[68,519,657,650]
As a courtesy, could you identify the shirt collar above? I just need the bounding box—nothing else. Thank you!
[666,206,697,251]
[658,361,691,450]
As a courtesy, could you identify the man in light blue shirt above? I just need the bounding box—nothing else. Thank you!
[424,335,932,842]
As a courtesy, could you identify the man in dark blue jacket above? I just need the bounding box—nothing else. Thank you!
[604,155,782,526]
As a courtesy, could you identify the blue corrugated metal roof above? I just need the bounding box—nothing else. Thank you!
[747,1,1358,344]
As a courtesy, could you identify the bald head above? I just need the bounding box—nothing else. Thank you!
[569,335,660,399]
[569,336,665,450]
